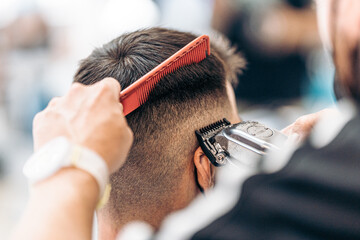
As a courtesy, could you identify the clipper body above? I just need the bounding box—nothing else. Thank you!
[196,119,287,169]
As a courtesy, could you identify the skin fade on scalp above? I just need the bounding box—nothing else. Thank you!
[74,27,245,231]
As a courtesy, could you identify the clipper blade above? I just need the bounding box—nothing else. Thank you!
[195,118,231,167]
[197,118,231,137]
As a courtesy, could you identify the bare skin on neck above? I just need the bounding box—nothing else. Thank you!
[97,81,240,239]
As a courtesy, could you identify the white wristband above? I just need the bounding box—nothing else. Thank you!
[70,144,109,197]
[23,137,109,199]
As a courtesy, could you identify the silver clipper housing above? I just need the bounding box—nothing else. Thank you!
[195,119,287,169]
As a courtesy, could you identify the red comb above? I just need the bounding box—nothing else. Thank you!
[119,35,210,116]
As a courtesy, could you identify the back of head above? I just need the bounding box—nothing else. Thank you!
[74,28,244,228]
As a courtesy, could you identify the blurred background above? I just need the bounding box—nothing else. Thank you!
[0,0,335,238]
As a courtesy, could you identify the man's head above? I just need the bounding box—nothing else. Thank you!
[317,0,360,101]
[74,28,244,230]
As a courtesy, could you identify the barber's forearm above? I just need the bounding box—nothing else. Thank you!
[11,79,133,239]
[11,168,99,240]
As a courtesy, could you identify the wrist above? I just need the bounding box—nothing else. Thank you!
[31,167,100,208]
[24,137,110,201]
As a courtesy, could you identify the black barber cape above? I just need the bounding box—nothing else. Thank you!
[191,114,360,240]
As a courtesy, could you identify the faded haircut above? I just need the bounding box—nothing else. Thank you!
[74,28,245,224]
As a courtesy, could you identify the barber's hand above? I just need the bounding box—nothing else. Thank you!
[33,78,133,173]
[281,108,337,143]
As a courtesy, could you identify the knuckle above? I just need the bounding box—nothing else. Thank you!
[295,116,307,125]
[296,116,305,122]
[99,81,112,93]
[33,111,44,128]
[127,126,134,139]
[48,97,59,107]
[118,102,124,112]
[96,78,120,97]
[103,77,118,87]
[69,83,84,94]
[33,112,41,124]
[122,125,134,147]
[102,77,114,83]
[93,84,117,103]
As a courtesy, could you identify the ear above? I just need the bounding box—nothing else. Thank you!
[193,147,215,192]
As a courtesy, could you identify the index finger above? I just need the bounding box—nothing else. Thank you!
[96,77,122,99]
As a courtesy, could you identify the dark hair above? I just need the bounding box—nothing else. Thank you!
[74,28,244,225]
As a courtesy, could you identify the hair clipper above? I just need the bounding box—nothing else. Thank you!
[195,119,287,170]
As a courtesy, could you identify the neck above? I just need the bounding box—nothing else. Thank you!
[97,201,179,240]
[97,169,199,239]
[97,210,119,240]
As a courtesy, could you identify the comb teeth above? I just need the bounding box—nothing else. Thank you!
[198,118,231,136]
[120,35,210,116]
